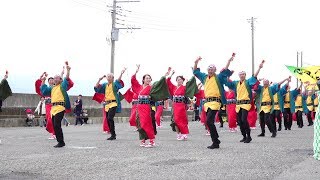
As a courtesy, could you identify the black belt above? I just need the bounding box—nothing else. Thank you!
[295,106,303,108]
[205,97,221,103]
[284,101,290,104]
[173,97,186,103]
[315,105,318,107]
[138,98,150,104]
[227,99,236,105]
[273,102,279,105]
[157,101,164,106]
[132,100,138,105]
[52,102,65,106]
[307,103,313,106]
[261,102,272,106]
[236,100,250,105]
[105,100,116,104]
[45,99,51,104]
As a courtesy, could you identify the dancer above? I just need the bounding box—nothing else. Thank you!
[270,80,289,131]
[166,69,198,140]
[255,78,289,138]
[313,91,319,121]
[0,70,12,144]
[193,55,233,149]
[225,89,237,132]
[281,81,300,130]
[35,66,74,139]
[122,88,138,129]
[305,89,316,126]
[0,70,12,113]
[294,84,306,128]
[195,84,210,135]
[225,60,264,143]
[131,65,170,148]
[94,69,126,140]
[40,63,72,148]
[155,100,165,128]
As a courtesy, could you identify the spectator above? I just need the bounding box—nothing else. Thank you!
[34,97,46,127]
[74,94,83,126]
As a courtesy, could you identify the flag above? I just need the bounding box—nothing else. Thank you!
[286,65,317,84]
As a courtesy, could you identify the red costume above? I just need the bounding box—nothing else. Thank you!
[166,78,189,135]
[131,75,155,140]
[225,90,237,129]
[102,106,110,133]
[128,92,138,127]
[155,101,164,127]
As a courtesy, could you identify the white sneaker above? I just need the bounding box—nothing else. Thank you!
[177,134,183,141]
[205,131,211,136]
[144,140,155,148]
[145,143,155,148]
[0,139,2,144]
[48,135,56,140]
[140,140,146,147]
[182,134,188,140]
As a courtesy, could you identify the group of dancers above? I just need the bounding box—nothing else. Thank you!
[91,54,319,149]
[1,56,319,153]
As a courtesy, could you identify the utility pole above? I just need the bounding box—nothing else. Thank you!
[247,17,257,75]
[300,51,303,68]
[109,0,141,73]
[296,51,300,88]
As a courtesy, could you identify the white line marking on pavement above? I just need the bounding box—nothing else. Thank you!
[68,146,97,149]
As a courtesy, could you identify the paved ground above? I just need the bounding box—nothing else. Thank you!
[0,121,319,180]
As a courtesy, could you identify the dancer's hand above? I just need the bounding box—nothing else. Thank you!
[259,60,265,69]
[135,64,140,74]
[195,56,202,64]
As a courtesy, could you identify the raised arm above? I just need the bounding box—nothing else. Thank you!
[166,70,176,96]
[224,53,235,70]
[60,67,65,78]
[118,68,126,82]
[131,64,142,94]
[65,64,70,79]
[277,76,290,86]
[95,76,105,89]
[254,60,264,78]
[193,56,202,72]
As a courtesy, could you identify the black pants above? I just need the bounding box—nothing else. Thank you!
[307,111,313,125]
[296,110,303,127]
[218,109,226,125]
[105,107,117,137]
[272,110,282,131]
[237,108,251,138]
[259,111,275,134]
[75,111,83,125]
[0,100,2,111]
[283,108,292,129]
[52,111,65,144]
[194,105,200,121]
[151,109,157,135]
[206,108,220,144]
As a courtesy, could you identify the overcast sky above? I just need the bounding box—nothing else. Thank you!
[0,0,319,95]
